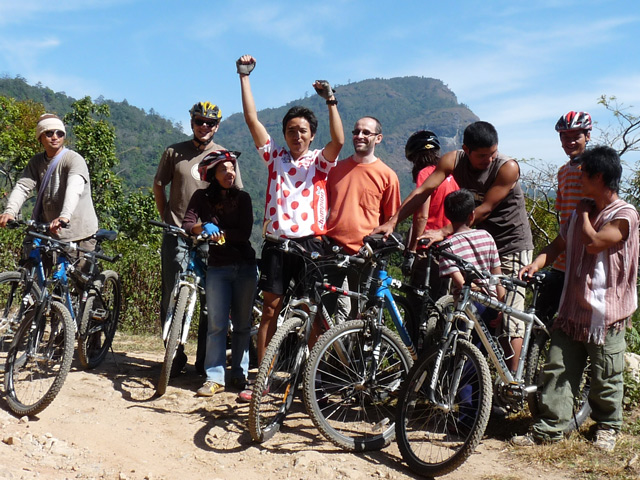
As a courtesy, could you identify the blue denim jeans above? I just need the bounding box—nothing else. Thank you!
[204,263,257,385]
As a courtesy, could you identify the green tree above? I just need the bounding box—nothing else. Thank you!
[63,96,123,228]
[0,96,43,195]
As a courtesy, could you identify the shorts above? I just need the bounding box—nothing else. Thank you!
[258,236,326,296]
[500,249,532,338]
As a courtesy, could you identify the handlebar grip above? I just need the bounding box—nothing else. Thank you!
[265,234,284,244]
[95,252,122,262]
[148,219,169,228]
[509,276,528,289]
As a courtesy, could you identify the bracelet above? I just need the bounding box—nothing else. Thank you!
[326,99,338,106]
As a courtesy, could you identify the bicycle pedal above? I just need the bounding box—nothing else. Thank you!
[91,308,108,322]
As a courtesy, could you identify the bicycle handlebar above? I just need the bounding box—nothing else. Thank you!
[264,234,366,265]
[27,231,120,263]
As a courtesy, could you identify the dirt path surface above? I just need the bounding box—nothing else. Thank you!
[0,338,573,480]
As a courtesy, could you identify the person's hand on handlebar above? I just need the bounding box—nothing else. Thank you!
[0,213,15,228]
[417,228,445,249]
[518,262,540,281]
[370,217,397,239]
[49,216,69,234]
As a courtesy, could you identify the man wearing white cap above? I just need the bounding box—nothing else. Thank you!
[0,113,98,249]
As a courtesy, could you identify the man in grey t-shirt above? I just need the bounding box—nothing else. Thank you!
[0,113,98,249]
[153,101,242,376]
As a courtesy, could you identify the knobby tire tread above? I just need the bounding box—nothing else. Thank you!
[303,319,413,451]
[248,316,305,443]
[156,285,190,396]
[4,300,75,417]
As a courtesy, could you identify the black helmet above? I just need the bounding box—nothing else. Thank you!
[189,101,222,122]
[198,150,240,183]
[405,130,441,159]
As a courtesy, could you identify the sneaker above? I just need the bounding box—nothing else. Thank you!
[594,427,617,452]
[196,381,225,397]
[237,388,253,403]
[510,433,538,447]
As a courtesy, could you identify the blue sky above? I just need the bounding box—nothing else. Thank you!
[1,0,639,170]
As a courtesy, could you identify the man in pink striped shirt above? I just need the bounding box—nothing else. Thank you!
[537,112,593,323]
[515,146,638,452]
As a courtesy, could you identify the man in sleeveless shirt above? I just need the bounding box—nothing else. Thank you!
[374,121,533,372]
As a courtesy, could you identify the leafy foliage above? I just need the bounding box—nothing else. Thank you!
[0,96,44,195]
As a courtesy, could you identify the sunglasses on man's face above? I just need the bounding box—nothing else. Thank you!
[193,118,218,128]
[44,130,65,138]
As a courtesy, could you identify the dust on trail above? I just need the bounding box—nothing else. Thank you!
[0,340,570,480]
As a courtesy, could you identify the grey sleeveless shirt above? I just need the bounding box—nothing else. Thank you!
[453,150,533,255]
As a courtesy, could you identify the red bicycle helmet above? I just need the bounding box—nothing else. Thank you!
[555,111,592,132]
[198,150,240,182]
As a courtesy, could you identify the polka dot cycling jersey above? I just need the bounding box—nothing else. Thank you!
[259,137,336,238]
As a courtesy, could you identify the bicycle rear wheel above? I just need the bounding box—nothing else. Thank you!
[0,271,40,373]
[525,330,591,433]
[303,319,413,451]
[248,316,306,443]
[4,300,75,416]
[157,285,190,396]
[395,339,492,477]
[77,270,121,369]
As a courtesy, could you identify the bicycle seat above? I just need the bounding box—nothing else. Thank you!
[95,229,118,242]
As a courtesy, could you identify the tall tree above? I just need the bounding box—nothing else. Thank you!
[0,96,44,195]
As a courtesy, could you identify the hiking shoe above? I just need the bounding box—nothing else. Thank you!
[594,427,617,452]
[196,381,225,397]
[510,433,538,447]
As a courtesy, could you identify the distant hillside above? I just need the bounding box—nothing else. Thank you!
[0,75,189,189]
[0,74,478,212]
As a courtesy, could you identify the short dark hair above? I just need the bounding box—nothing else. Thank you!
[444,189,476,223]
[463,121,498,151]
[282,106,318,136]
[580,145,622,193]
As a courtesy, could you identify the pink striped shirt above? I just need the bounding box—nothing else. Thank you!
[439,229,500,290]
[553,160,583,271]
[556,199,639,344]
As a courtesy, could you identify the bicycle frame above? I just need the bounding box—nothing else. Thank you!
[162,240,207,345]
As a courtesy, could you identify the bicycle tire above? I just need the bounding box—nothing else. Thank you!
[4,300,75,417]
[0,271,40,373]
[248,316,306,443]
[395,339,492,477]
[77,270,121,369]
[525,330,592,434]
[156,285,190,396]
[303,319,413,451]
[422,295,455,351]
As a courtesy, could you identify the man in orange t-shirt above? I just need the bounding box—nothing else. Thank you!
[325,116,400,318]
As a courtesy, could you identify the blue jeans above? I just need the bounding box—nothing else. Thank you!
[204,263,257,385]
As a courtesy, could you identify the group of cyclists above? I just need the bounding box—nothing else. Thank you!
[1,54,636,456]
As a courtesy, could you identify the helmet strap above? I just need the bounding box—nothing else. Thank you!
[192,134,214,149]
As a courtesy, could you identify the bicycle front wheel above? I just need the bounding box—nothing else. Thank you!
[157,285,190,396]
[78,270,121,369]
[395,339,492,477]
[0,271,40,372]
[303,319,413,451]
[248,316,306,443]
[4,300,75,417]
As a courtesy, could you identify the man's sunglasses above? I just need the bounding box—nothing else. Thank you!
[193,118,218,128]
[352,129,379,137]
[44,130,65,138]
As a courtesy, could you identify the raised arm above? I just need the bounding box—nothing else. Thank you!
[372,151,455,237]
[237,55,269,149]
[577,199,630,254]
[312,80,344,162]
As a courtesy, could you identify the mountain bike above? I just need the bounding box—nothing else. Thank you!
[2,221,120,416]
[248,235,365,443]
[150,220,209,396]
[393,244,588,477]
[3,220,121,369]
[301,233,454,452]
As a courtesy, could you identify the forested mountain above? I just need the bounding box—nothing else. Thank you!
[0,74,478,204]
